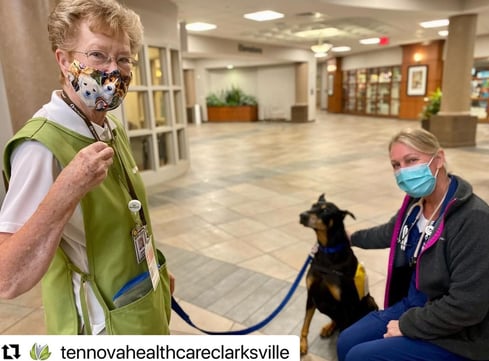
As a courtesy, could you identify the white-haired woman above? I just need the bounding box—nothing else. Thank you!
[0,0,172,334]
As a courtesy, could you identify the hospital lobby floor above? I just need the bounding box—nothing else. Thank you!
[2,112,489,361]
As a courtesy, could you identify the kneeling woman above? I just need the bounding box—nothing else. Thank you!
[337,128,489,361]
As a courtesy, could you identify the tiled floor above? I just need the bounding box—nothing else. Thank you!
[2,112,489,361]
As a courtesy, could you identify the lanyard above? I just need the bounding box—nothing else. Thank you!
[60,91,102,140]
[410,196,444,265]
[398,200,423,250]
[60,91,147,226]
[399,179,452,266]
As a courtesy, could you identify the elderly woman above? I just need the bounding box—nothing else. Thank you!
[337,128,489,361]
[0,0,172,334]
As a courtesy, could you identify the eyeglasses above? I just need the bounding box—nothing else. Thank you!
[72,50,137,71]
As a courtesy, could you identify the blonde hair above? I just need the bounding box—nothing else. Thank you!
[47,0,144,55]
[389,128,441,155]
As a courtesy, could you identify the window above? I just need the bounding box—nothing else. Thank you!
[119,45,189,177]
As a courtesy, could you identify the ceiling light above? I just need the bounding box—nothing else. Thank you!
[226,65,234,70]
[311,42,333,54]
[331,46,351,53]
[244,10,284,22]
[420,19,449,28]
[295,27,340,38]
[359,37,380,45]
[185,22,217,31]
[314,52,327,58]
[438,30,449,37]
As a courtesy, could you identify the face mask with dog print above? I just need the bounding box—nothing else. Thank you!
[67,60,131,111]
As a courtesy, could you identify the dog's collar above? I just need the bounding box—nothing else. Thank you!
[317,242,347,254]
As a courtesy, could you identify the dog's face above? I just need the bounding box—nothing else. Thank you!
[300,194,355,240]
[76,74,101,107]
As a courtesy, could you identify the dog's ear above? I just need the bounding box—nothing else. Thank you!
[318,193,326,202]
[341,210,356,220]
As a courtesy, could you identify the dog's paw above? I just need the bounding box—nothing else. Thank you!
[300,337,308,355]
[320,321,336,338]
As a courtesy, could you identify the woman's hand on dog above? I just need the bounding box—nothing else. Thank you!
[384,320,403,338]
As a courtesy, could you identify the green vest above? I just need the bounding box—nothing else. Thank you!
[3,117,171,334]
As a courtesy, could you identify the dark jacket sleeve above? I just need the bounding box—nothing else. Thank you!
[399,200,489,340]
[350,214,397,249]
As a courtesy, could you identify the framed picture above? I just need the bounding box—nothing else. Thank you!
[407,65,428,96]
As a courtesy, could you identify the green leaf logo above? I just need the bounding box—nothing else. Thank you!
[30,343,51,360]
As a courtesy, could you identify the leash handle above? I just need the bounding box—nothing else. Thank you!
[171,254,313,335]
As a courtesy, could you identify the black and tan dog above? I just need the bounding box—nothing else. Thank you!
[299,194,378,355]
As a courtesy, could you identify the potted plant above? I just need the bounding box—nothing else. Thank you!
[206,86,258,122]
[420,88,442,130]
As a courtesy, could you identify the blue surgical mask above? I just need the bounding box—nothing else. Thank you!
[395,156,438,198]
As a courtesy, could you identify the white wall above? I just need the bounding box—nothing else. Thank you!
[124,0,179,47]
[317,62,328,110]
[474,34,489,59]
[207,68,258,97]
[257,65,296,120]
[342,47,403,70]
[198,64,296,121]
[187,35,312,63]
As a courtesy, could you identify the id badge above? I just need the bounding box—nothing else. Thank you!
[131,225,160,291]
[144,233,160,291]
[132,225,147,264]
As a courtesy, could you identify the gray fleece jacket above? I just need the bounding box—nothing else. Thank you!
[351,174,489,360]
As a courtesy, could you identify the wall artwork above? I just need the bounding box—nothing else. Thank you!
[407,65,428,96]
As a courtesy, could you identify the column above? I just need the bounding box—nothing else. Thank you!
[0,0,59,132]
[291,62,309,122]
[184,69,200,123]
[428,14,478,147]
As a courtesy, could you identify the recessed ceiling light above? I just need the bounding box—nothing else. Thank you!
[185,22,217,31]
[438,30,449,37]
[295,27,340,38]
[359,37,380,45]
[420,19,449,28]
[226,65,234,69]
[244,10,284,22]
[331,46,351,53]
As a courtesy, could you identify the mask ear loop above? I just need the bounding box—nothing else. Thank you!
[428,151,441,178]
[427,152,437,166]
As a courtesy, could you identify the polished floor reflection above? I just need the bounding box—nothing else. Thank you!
[2,112,489,361]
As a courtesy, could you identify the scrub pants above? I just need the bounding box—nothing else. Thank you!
[336,301,470,361]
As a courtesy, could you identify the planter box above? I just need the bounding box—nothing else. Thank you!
[207,106,258,122]
[422,114,477,147]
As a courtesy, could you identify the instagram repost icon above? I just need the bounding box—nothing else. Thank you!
[30,343,51,360]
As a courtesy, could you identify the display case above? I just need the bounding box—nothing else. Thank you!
[343,66,401,117]
[471,69,489,120]
[343,70,356,113]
